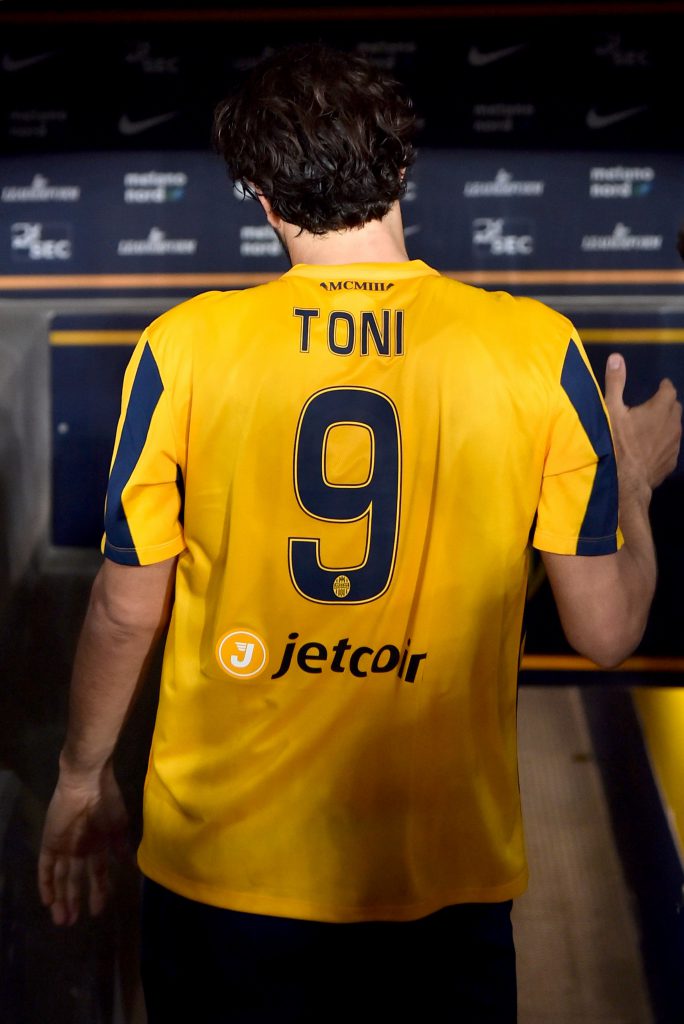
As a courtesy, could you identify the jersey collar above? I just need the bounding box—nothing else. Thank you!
[282,260,439,281]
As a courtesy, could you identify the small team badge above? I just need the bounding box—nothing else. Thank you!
[333,574,351,599]
[216,629,269,679]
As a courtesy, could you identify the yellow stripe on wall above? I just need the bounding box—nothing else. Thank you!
[522,654,684,673]
[581,329,684,344]
[8,267,684,290]
[49,328,684,347]
[633,689,684,857]
[51,330,140,346]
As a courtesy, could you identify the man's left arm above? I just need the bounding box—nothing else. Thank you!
[38,556,176,926]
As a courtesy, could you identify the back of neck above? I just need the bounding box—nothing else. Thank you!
[285,203,409,267]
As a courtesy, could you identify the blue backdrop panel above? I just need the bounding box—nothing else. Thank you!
[49,312,158,548]
[2,149,684,294]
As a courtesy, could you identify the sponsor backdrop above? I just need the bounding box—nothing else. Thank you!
[1,9,683,157]
[2,9,684,293]
[2,150,683,288]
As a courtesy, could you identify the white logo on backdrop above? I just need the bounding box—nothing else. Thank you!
[11,221,72,260]
[355,40,416,70]
[239,225,282,257]
[123,171,187,203]
[472,103,535,134]
[467,43,527,67]
[118,111,178,136]
[589,166,654,198]
[581,222,662,251]
[124,41,179,74]
[594,34,649,67]
[2,175,80,202]
[586,105,648,130]
[117,227,197,255]
[464,169,544,197]
[8,109,67,138]
[472,217,533,255]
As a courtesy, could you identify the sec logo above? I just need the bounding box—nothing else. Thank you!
[216,629,269,679]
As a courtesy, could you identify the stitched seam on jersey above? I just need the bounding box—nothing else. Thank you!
[106,535,183,553]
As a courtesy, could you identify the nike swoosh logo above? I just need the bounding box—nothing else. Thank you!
[2,52,55,73]
[586,105,648,129]
[468,44,526,67]
[118,111,177,136]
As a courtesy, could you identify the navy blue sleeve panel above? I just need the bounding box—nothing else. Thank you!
[104,341,164,566]
[560,338,619,555]
[176,464,185,528]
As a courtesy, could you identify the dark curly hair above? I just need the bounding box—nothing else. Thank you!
[212,42,417,235]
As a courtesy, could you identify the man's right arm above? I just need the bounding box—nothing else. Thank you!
[542,352,682,669]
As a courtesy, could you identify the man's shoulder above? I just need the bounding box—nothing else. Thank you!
[143,285,273,348]
[148,289,244,332]
[429,276,574,342]
[502,291,573,342]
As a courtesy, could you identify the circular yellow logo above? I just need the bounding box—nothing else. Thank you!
[216,629,269,679]
[333,574,351,599]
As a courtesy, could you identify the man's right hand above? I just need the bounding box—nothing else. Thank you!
[604,352,682,501]
[542,353,681,669]
[38,759,130,926]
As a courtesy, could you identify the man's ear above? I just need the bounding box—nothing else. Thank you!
[255,191,282,230]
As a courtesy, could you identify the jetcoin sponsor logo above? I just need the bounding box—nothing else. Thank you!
[123,171,187,203]
[216,629,269,679]
[464,168,544,198]
[271,633,428,684]
[2,174,80,202]
[11,221,72,261]
[472,217,533,256]
[581,222,662,252]
[117,227,197,256]
[467,43,527,67]
[589,166,654,198]
[118,111,177,136]
[585,105,648,130]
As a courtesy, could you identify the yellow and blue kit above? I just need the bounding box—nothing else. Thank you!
[103,260,621,923]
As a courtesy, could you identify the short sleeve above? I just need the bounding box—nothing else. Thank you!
[101,335,187,566]
[532,332,622,556]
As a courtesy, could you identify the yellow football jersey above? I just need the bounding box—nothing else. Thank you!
[103,260,621,922]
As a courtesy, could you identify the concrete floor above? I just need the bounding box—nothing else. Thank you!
[514,686,654,1024]
[0,550,656,1023]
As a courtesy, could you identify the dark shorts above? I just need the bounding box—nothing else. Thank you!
[140,877,517,1024]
